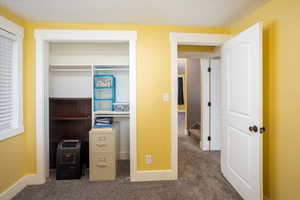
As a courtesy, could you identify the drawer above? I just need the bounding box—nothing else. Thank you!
[89,152,115,181]
[90,133,114,152]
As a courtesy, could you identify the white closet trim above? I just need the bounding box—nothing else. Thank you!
[35,30,138,185]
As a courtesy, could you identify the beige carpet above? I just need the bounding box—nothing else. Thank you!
[13,136,242,200]
[178,112,186,137]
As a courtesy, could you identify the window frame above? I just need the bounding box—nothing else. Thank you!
[0,16,24,141]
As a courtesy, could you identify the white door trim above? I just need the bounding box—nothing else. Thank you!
[34,30,137,183]
[170,33,230,177]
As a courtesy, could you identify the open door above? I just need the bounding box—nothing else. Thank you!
[221,23,263,200]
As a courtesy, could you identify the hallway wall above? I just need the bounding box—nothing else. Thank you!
[186,59,201,129]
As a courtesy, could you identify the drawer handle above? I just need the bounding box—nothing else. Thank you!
[97,157,106,161]
[96,164,107,168]
[97,136,106,141]
[96,144,107,147]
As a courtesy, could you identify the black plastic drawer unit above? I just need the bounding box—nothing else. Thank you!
[56,140,82,180]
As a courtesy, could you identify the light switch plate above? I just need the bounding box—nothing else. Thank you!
[163,93,169,102]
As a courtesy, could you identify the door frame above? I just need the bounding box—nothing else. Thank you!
[169,33,230,176]
[35,30,137,183]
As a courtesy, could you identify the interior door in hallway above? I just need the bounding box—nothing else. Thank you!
[221,23,263,200]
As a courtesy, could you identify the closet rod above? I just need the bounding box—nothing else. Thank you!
[50,69,92,72]
[95,68,129,71]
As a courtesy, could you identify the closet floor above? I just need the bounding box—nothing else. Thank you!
[13,137,242,200]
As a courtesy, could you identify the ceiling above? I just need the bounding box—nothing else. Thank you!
[0,0,267,26]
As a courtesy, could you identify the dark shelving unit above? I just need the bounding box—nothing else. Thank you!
[49,98,92,168]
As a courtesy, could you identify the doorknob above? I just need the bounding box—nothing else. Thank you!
[249,125,258,132]
[260,127,266,134]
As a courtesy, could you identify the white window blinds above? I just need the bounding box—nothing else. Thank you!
[0,29,17,134]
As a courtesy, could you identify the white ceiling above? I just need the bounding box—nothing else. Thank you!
[0,0,267,26]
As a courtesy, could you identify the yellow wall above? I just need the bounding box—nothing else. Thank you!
[178,45,215,52]
[230,0,300,199]
[0,8,225,191]
[23,22,229,174]
[2,1,300,199]
[0,7,27,193]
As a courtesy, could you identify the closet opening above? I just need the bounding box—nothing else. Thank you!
[48,42,131,181]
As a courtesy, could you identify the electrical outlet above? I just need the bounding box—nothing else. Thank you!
[145,155,152,164]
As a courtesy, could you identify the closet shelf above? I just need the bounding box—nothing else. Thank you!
[50,64,92,67]
[49,64,130,72]
[50,117,91,121]
[94,111,129,115]
[50,138,89,143]
[94,65,129,71]
[50,69,92,72]
[49,64,92,72]
[94,68,129,71]
[50,98,91,101]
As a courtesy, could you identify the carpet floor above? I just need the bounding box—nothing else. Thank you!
[13,136,242,200]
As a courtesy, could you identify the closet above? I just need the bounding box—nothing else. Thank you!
[48,42,130,178]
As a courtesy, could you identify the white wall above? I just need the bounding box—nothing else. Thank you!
[49,42,129,99]
[187,59,201,129]
[115,119,130,159]
[49,71,92,98]
[50,42,129,65]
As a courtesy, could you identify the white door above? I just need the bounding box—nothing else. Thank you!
[200,58,221,151]
[210,58,221,151]
[200,59,210,151]
[221,23,263,200]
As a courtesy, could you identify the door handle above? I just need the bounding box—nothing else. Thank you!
[249,125,258,133]
[260,127,266,134]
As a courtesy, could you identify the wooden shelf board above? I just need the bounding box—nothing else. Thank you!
[50,117,91,120]
[49,97,92,101]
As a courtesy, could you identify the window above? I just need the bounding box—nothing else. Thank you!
[0,17,24,140]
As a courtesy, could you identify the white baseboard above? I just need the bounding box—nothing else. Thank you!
[118,151,129,160]
[0,174,42,200]
[131,169,176,182]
